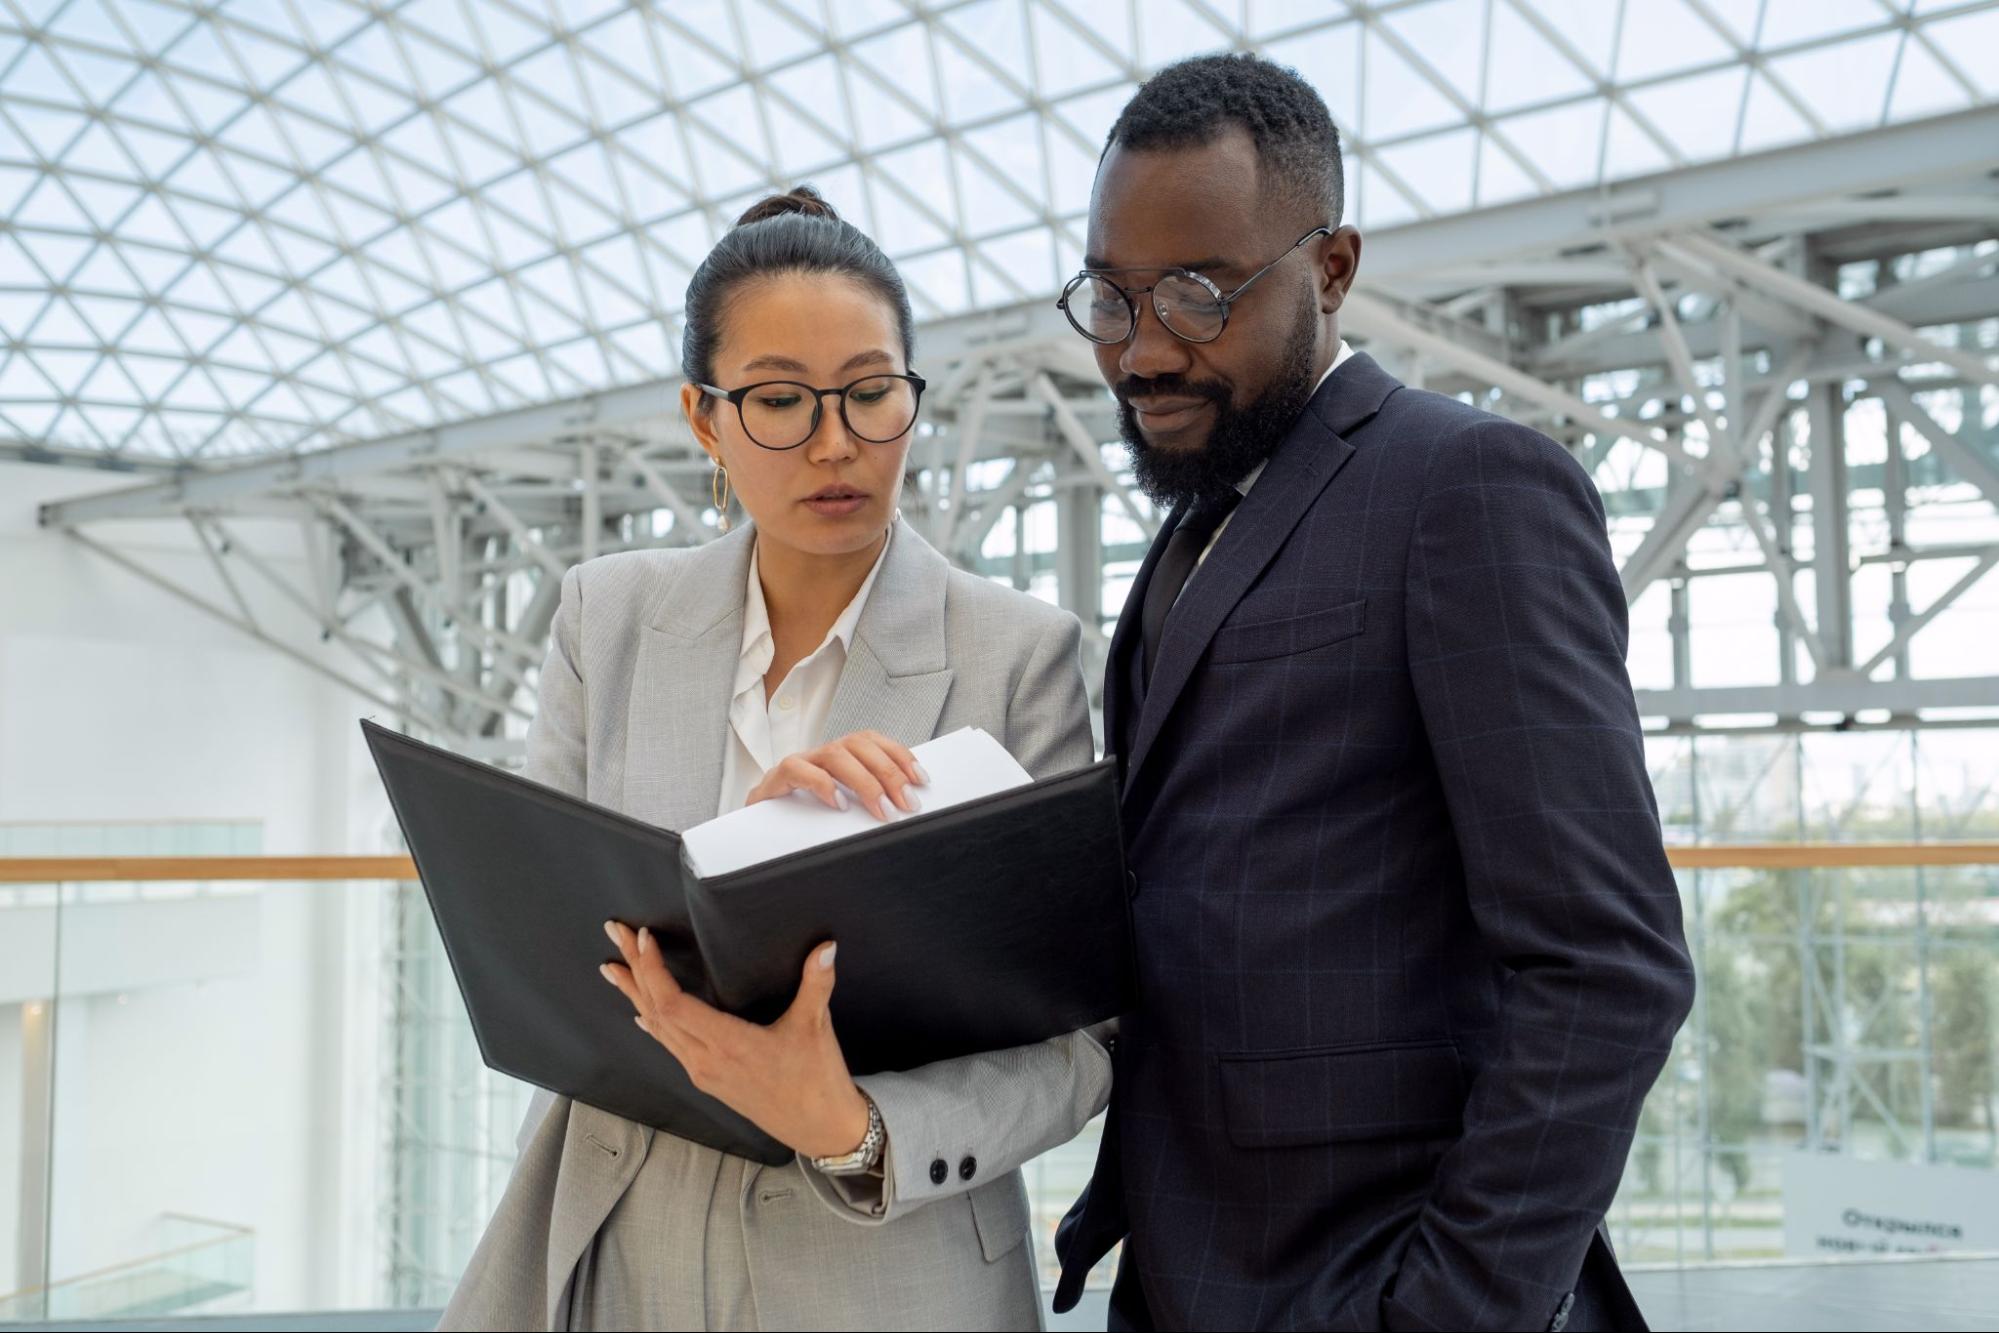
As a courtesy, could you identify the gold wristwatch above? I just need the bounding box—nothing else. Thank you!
[808,1093,884,1176]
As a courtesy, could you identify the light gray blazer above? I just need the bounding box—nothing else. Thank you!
[440,519,1110,1331]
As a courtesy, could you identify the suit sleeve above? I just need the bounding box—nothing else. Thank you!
[1389,421,1695,1330]
[512,564,588,1156]
[802,612,1113,1223]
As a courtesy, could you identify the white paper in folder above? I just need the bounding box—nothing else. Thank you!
[681,727,1034,877]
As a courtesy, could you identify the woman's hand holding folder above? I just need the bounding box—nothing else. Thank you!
[743,729,929,822]
[599,919,873,1161]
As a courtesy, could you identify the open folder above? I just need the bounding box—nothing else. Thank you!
[361,720,1132,1165]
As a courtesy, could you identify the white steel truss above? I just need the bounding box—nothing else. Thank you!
[3,0,1997,463]
[36,107,1999,748]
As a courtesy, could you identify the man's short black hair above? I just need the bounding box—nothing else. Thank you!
[1105,53,1344,228]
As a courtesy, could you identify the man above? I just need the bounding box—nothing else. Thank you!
[1053,54,1696,1332]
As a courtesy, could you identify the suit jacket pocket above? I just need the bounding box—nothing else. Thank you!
[968,1172,1031,1262]
[1209,597,1367,664]
[1218,1038,1465,1149]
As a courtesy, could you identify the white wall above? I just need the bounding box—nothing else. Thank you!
[1,461,398,1311]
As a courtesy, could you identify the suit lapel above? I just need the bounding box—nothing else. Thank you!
[545,1103,651,1327]
[1123,354,1400,794]
[623,524,755,832]
[1104,507,1177,773]
[823,518,955,747]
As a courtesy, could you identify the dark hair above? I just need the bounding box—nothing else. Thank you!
[1105,53,1343,228]
[680,185,916,391]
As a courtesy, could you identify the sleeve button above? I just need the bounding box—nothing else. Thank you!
[929,1157,948,1186]
[959,1155,977,1181]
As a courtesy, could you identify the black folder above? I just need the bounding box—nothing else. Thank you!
[361,720,1131,1164]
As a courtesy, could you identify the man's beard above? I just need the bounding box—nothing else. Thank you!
[1115,310,1322,511]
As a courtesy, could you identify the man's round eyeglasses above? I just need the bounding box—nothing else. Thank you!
[1057,226,1332,346]
[696,373,927,451]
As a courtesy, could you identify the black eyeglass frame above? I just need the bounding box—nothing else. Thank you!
[1056,225,1334,346]
[695,372,929,451]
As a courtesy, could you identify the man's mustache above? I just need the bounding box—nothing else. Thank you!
[1113,376,1231,407]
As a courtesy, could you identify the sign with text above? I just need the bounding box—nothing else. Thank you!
[1783,1154,1999,1258]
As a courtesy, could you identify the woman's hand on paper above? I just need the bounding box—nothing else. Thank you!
[745,729,928,821]
[599,919,872,1160]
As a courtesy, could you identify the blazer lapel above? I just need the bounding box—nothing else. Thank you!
[823,518,955,747]
[1123,354,1400,793]
[1104,508,1177,774]
[623,524,756,832]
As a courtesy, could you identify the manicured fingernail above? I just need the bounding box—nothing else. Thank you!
[834,789,849,812]
[904,790,922,812]
[633,1015,647,1032]
[603,921,619,946]
[820,943,837,969]
[914,764,931,785]
[638,927,652,955]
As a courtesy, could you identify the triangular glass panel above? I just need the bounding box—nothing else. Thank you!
[268,105,355,171]
[1735,72,1818,154]
[1261,21,1362,132]
[648,210,717,274]
[160,17,239,82]
[1375,126,1478,216]
[1765,29,1901,134]
[453,276,522,336]
[1482,1,1596,114]
[163,305,235,352]
[109,67,193,132]
[111,120,195,178]
[318,142,396,211]
[216,101,290,167]
[977,224,1057,297]
[608,143,689,222]
[895,247,970,316]
[848,23,939,127]
[1885,37,1970,122]
[270,59,346,124]
[1246,0,1327,40]
[1362,25,1462,140]
[70,293,142,340]
[69,242,139,295]
[0,355,57,404]
[293,0,372,54]
[827,0,911,39]
[30,297,101,347]
[741,0,823,71]
[11,104,89,159]
[266,222,339,277]
[1601,105,1676,181]
[13,176,95,233]
[547,333,612,389]
[761,89,848,175]
[59,122,138,180]
[262,183,334,243]
[118,243,191,293]
[1044,121,1098,218]
[479,198,558,269]
[18,230,96,281]
[159,71,249,136]
[429,366,496,416]
[684,117,769,198]
[1353,159,1418,229]
[31,347,103,393]
[1136,0,1233,68]
[579,52,661,128]
[258,285,321,337]
[1474,131,1540,206]
[80,404,145,445]
[413,227,489,289]
[610,320,673,379]
[1051,83,1138,152]
[1615,0,1737,83]
[1623,66,1750,162]
[119,306,188,356]
[515,253,588,322]
[1381,0,1485,109]
[935,26,1028,124]
[333,65,419,139]
[215,261,286,312]
[376,148,456,214]
[211,222,284,275]
[969,249,1025,310]
[401,26,485,102]
[166,261,233,314]
[430,114,518,186]
[3,42,81,103]
[66,175,144,230]
[576,7,659,86]
[962,112,1045,203]
[509,42,588,113]
[225,25,311,93]
[322,185,396,245]
[868,139,955,252]
[77,355,146,405]
[1511,0,1619,81]
[0,162,36,214]
[546,173,623,246]
[1028,2,1125,100]
[119,350,188,397]
[52,46,143,105]
[1922,9,1999,96]
[468,0,556,66]
[578,264,649,328]
[1759,0,1886,47]
[161,144,234,203]
[656,18,739,101]
[45,0,136,51]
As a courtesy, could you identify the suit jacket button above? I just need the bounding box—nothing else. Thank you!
[929,1158,948,1186]
[959,1155,977,1181]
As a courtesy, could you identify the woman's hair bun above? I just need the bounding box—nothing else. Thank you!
[735,185,841,227]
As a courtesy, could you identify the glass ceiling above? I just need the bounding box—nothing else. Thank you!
[1,0,1994,461]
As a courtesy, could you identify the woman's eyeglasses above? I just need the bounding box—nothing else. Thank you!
[696,373,927,451]
[1057,226,1332,346]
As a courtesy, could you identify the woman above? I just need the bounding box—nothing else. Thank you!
[440,187,1109,1332]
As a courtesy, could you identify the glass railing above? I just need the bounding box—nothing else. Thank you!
[0,843,1994,1322]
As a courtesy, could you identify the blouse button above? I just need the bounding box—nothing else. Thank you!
[778,695,796,711]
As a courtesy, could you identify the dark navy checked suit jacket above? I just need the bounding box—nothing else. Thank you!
[1054,353,1696,1332]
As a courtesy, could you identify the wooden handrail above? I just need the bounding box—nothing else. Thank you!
[1,845,1997,883]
